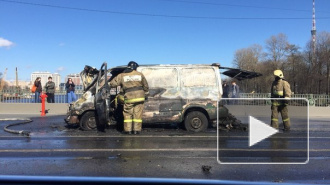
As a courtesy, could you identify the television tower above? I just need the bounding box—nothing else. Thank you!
[311,0,316,56]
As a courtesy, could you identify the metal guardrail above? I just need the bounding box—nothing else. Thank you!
[238,93,330,107]
[0,90,329,107]
[0,90,84,103]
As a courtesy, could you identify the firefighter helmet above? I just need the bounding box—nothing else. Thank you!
[274,70,284,78]
[127,61,139,70]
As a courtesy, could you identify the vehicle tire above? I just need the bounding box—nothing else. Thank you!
[80,111,97,131]
[184,111,208,132]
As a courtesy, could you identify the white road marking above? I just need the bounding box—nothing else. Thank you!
[0,148,328,153]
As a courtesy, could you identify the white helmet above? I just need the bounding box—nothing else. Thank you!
[274,70,284,78]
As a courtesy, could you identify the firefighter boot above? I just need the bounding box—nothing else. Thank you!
[123,121,133,134]
[133,122,142,135]
[283,121,291,132]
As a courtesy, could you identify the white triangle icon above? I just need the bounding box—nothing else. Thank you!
[249,116,279,147]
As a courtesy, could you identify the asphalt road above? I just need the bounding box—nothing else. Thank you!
[0,114,329,184]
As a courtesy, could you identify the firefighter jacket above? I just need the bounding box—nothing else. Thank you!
[271,79,291,105]
[110,70,149,103]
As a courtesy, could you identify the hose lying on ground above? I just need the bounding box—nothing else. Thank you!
[1,118,33,137]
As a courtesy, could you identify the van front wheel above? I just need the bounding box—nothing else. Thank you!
[80,111,97,131]
[184,111,208,132]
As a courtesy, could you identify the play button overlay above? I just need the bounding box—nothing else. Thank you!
[217,98,309,164]
[249,116,278,147]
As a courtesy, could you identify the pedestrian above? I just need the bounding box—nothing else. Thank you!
[230,81,239,104]
[271,70,292,131]
[34,77,42,103]
[110,61,149,135]
[45,76,55,103]
[231,81,240,98]
[222,80,229,104]
[66,78,76,103]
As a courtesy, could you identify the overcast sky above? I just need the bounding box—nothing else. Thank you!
[1,0,330,82]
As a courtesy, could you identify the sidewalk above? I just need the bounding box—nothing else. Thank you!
[224,105,330,118]
[0,103,329,117]
[0,103,68,115]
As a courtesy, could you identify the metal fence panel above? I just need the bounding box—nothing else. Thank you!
[0,89,83,103]
[1,90,329,107]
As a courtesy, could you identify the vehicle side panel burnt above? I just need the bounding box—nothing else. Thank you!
[65,91,95,124]
[140,66,220,124]
[66,63,255,132]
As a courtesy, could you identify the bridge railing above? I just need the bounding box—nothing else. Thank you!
[237,93,329,107]
[0,90,329,107]
[0,89,84,103]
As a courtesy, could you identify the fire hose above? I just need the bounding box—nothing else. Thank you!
[1,118,32,137]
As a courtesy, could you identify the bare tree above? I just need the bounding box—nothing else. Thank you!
[231,32,330,95]
[265,33,289,69]
[233,44,263,70]
[256,61,274,93]
[285,44,305,94]
[317,31,330,94]
[232,44,263,93]
[302,40,316,93]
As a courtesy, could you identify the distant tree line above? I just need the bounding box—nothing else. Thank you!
[232,32,330,95]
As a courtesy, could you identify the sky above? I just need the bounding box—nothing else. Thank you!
[1,0,330,83]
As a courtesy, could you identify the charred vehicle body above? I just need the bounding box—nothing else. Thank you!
[65,62,262,132]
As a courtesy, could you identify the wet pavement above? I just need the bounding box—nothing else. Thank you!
[0,114,329,184]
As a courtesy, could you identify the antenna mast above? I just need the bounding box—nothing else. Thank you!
[311,0,316,57]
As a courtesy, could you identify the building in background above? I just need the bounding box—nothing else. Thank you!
[31,72,61,90]
[7,80,31,89]
[64,74,83,91]
[65,74,81,85]
[52,73,61,90]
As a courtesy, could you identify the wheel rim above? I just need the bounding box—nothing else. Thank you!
[191,117,202,129]
[87,117,96,129]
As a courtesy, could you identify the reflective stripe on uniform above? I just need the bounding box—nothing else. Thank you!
[271,118,278,122]
[272,102,281,106]
[283,118,290,122]
[273,91,284,96]
[133,119,142,123]
[125,98,145,103]
[124,119,133,123]
[123,75,142,82]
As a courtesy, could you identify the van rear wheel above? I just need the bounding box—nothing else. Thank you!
[80,111,97,130]
[184,111,208,132]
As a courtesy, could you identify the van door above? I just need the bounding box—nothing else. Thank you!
[139,67,183,123]
[95,63,110,130]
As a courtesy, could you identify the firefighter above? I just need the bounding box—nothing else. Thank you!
[271,70,292,131]
[110,61,149,134]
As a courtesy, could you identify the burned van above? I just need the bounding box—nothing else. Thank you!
[65,62,261,132]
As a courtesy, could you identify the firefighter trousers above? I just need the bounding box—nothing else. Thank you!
[271,104,290,130]
[123,102,144,132]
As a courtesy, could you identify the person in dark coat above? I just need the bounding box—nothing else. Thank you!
[45,76,56,103]
[230,81,240,104]
[222,80,230,104]
[34,77,42,103]
[66,78,76,103]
